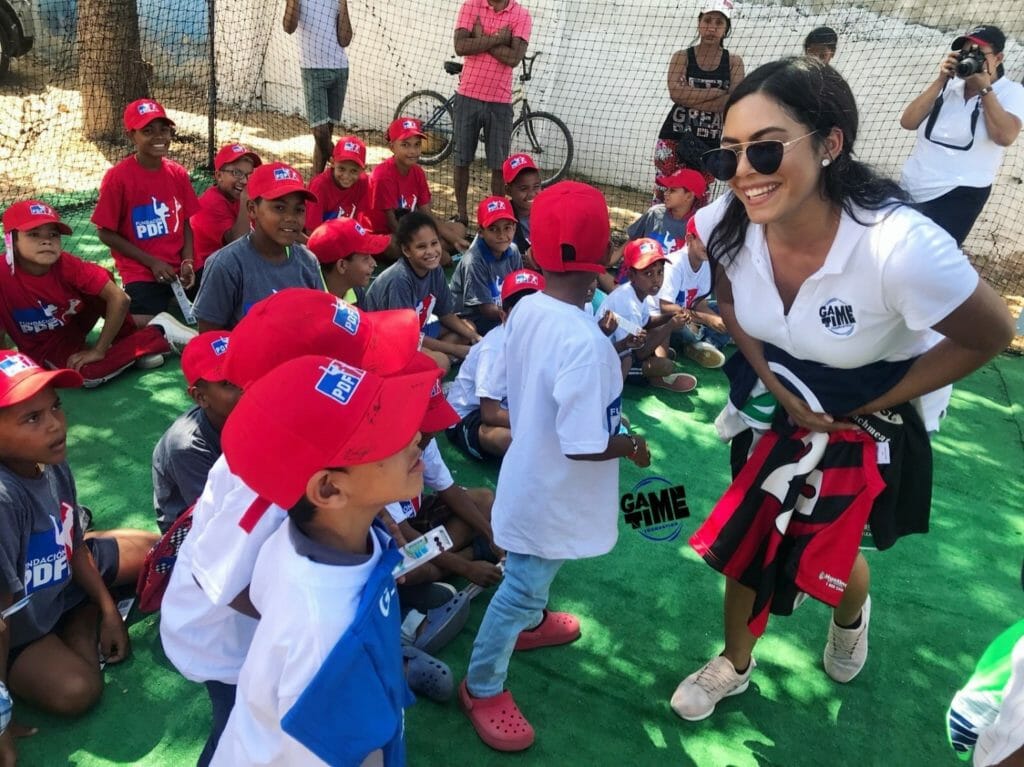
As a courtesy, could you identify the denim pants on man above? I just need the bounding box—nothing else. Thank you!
[465,552,565,697]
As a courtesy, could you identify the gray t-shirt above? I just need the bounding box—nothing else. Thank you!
[0,462,84,647]
[363,257,455,322]
[193,234,323,328]
[626,205,691,254]
[449,235,523,316]
[152,405,222,533]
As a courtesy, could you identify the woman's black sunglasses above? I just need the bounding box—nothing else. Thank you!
[700,131,819,181]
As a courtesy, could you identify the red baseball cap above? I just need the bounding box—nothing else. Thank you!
[3,201,72,235]
[181,331,232,387]
[655,168,708,198]
[222,354,440,509]
[623,238,669,271]
[223,288,421,389]
[500,268,545,304]
[247,162,316,203]
[530,181,610,275]
[406,352,460,432]
[123,99,174,132]
[0,351,81,407]
[477,196,517,229]
[502,153,538,184]
[307,218,391,265]
[332,135,367,168]
[214,143,262,171]
[388,117,426,142]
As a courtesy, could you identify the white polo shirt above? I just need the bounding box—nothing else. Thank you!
[900,76,1024,202]
[695,194,979,431]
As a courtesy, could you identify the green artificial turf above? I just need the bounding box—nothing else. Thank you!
[10,208,1024,767]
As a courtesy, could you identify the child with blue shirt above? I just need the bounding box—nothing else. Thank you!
[450,196,524,335]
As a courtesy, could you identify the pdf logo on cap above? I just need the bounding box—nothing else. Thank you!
[639,241,657,255]
[509,156,527,169]
[316,360,366,405]
[0,353,35,377]
[354,222,367,236]
[332,299,361,335]
[402,119,418,130]
[486,200,506,213]
[344,140,359,152]
[211,336,229,356]
[273,167,297,182]
[29,204,50,216]
[137,101,159,115]
[515,271,538,287]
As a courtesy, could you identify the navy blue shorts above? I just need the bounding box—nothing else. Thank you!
[446,409,502,462]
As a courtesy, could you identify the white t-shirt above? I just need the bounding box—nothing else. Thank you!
[696,194,979,431]
[493,292,624,560]
[656,249,711,311]
[900,76,1024,202]
[210,521,384,767]
[383,440,454,523]
[975,634,1024,767]
[446,324,507,419]
[598,282,650,358]
[159,454,287,684]
[295,0,350,70]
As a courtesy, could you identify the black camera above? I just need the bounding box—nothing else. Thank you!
[955,48,987,78]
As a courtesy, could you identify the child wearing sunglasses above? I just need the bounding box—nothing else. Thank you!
[670,56,1013,722]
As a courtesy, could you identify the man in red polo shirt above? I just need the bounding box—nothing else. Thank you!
[452,0,532,225]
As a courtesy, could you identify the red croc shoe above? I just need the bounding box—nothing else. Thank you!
[514,609,581,651]
[459,680,535,752]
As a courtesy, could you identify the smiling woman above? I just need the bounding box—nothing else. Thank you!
[669,57,1015,723]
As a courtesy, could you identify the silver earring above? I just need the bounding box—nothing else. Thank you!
[821,157,832,167]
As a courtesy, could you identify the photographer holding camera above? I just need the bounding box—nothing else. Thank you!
[899,25,1023,246]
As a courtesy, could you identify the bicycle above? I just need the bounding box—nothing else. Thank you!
[393,53,574,186]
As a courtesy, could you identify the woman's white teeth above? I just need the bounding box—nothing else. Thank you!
[746,184,778,199]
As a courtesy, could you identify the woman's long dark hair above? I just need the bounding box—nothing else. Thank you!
[707,57,908,269]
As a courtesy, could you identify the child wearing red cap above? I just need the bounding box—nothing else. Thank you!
[189,144,262,289]
[599,238,697,391]
[207,353,439,766]
[446,268,542,462]
[502,153,542,258]
[369,117,469,255]
[152,331,239,533]
[92,98,201,326]
[305,135,379,234]
[450,196,524,335]
[0,200,190,388]
[460,182,651,752]
[192,162,323,331]
[307,216,390,304]
[0,351,158,765]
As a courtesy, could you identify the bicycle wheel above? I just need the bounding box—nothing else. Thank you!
[393,90,454,166]
[510,111,574,186]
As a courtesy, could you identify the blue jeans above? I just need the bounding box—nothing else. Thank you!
[197,681,236,767]
[465,552,565,697]
[672,299,730,350]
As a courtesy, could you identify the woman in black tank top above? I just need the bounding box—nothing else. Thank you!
[654,2,745,202]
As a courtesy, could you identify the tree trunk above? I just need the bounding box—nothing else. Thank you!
[78,0,151,141]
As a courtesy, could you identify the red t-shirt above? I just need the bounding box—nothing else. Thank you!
[0,252,111,363]
[191,186,241,270]
[305,171,378,232]
[91,155,200,285]
[369,158,431,222]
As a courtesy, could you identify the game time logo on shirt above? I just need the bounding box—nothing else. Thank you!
[24,501,76,594]
[133,195,183,240]
[819,297,857,337]
[620,476,690,542]
[315,359,365,405]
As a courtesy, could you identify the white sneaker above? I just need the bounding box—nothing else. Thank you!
[148,312,197,353]
[670,655,755,721]
[685,341,726,369]
[824,595,871,683]
[134,353,166,370]
[81,362,134,388]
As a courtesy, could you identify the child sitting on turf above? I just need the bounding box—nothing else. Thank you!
[151,331,240,533]
[460,182,651,753]
[92,99,201,326]
[305,135,377,233]
[0,351,158,766]
[0,201,192,388]
[370,117,469,255]
[307,217,390,304]
[599,238,694,391]
[446,268,543,462]
[364,211,481,366]
[208,353,440,766]
[190,144,262,290]
[503,153,542,257]
[450,196,524,335]
[653,220,729,369]
[193,162,323,331]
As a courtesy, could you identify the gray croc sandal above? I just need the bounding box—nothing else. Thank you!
[413,592,471,655]
[403,646,454,702]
